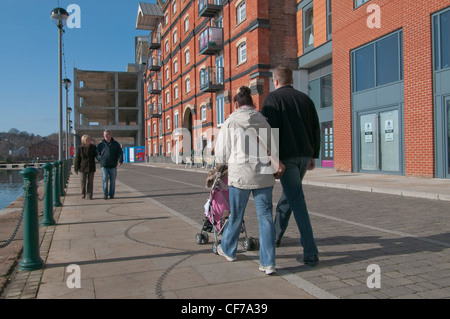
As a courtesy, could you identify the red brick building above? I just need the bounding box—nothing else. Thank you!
[137,0,299,163]
[332,0,450,177]
[137,0,450,179]
[28,140,58,161]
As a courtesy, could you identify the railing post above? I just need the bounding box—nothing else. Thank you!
[41,163,55,226]
[53,161,62,207]
[58,160,65,196]
[19,168,44,271]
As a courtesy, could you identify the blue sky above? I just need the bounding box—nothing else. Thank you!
[0,0,154,137]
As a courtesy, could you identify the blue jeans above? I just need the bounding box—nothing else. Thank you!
[275,157,318,258]
[101,166,117,198]
[221,186,275,267]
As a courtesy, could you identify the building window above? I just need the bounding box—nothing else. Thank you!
[237,42,247,65]
[184,16,189,33]
[327,0,332,40]
[201,106,207,121]
[153,123,157,133]
[166,67,170,81]
[174,111,179,130]
[434,8,450,71]
[166,91,170,104]
[303,5,314,51]
[167,141,171,154]
[237,1,246,25]
[185,77,191,92]
[173,30,178,44]
[159,118,163,138]
[352,31,403,92]
[172,0,177,15]
[309,73,333,109]
[174,59,178,74]
[185,49,190,65]
[165,40,169,54]
[174,85,179,100]
[217,94,224,125]
[355,0,371,9]
[167,117,171,130]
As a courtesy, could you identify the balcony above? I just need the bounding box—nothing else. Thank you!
[149,103,162,118]
[148,55,161,72]
[198,0,223,18]
[148,31,161,50]
[200,67,224,92]
[148,80,161,95]
[199,27,223,55]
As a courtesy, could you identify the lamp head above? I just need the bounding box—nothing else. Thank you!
[50,7,69,28]
[62,78,72,89]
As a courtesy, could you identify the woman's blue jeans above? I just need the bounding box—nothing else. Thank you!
[101,166,117,198]
[275,157,318,258]
[221,186,275,267]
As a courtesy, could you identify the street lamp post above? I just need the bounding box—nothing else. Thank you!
[51,8,69,161]
[63,78,72,159]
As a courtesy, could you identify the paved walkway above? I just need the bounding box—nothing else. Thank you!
[1,163,449,300]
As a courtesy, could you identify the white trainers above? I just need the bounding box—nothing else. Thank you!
[217,244,236,262]
[259,265,276,275]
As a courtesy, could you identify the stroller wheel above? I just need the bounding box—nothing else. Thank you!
[195,233,203,245]
[212,240,220,255]
[243,237,257,251]
[202,232,209,244]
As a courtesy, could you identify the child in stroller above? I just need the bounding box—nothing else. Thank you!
[195,164,257,254]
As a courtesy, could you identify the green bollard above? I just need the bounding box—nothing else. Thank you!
[19,168,44,271]
[41,163,55,226]
[58,160,65,196]
[53,161,62,207]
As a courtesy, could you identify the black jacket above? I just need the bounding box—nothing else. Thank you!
[261,85,320,160]
[74,144,97,173]
[97,138,123,168]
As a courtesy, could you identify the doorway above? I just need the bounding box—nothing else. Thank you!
[359,108,402,173]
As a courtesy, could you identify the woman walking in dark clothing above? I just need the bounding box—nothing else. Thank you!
[74,134,97,199]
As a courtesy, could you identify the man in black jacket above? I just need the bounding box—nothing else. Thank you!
[97,130,123,199]
[261,65,320,265]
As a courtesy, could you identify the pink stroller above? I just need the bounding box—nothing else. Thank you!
[195,165,256,254]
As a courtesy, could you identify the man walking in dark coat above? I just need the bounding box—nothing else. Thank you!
[261,65,321,265]
[97,130,123,199]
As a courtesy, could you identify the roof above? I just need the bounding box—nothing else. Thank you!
[136,2,164,31]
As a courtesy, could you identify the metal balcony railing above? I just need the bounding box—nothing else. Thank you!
[198,0,223,18]
[148,55,161,71]
[149,103,162,118]
[200,66,224,92]
[199,27,224,55]
[148,80,161,95]
[148,31,161,50]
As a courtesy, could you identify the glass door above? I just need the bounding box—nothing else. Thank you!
[446,98,450,177]
[359,109,401,173]
[360,113,378,171]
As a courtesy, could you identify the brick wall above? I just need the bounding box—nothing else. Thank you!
[333,0,450,177]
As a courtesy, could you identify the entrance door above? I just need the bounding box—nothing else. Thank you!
[359,109,400,173]
[446,98,450,177]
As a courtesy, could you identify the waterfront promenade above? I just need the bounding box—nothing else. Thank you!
[1,162,449,300]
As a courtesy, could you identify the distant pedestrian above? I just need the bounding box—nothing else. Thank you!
[97,130,123,199]
[262,65,321,265]
[215,86,284,275]
[74,134,97,200]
